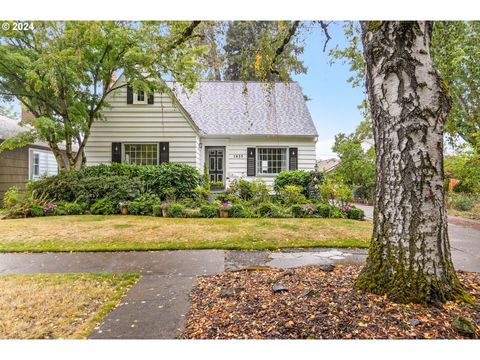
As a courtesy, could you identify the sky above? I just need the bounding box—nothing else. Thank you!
[1,21,366,160]
[291,22,365,159]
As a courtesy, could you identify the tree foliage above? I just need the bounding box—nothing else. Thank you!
[332,127,375,200]
[329,21,480,151]
[223,21,307,81]
[0,21,205,169]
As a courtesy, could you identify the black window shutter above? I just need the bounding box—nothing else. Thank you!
[127,86,133,104]
[112,142,122,163]
[159,142,169,164]
[148,93,154,104]
[289,147,298,170]
[247,147,256,176]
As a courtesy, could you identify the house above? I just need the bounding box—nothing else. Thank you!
[85,77,318,187]
[315,158,339,173]
[0,115,58,202]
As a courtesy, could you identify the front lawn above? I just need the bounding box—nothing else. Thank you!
[0,273,139,339]
[0,215,372,252]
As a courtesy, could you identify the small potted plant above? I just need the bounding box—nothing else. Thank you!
[218,202,232,218]
[119,201,130,215]
[160,202,170,217]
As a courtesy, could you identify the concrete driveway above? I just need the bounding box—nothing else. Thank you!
[355,204,480,272]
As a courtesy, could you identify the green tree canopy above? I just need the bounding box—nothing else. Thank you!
[329,21,480,152]
[0,21,205,169]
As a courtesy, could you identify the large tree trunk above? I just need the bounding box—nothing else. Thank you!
[355,21,467,304]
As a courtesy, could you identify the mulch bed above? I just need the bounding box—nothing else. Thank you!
[180,265,480,339]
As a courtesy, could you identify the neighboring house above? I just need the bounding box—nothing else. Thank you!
[85,77,318,187]
[315,158,339,173]
[0,115,58,202]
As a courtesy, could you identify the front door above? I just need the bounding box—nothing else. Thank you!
[206,147,225,188]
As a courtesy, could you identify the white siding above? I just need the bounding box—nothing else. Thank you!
[30,149,58,180]
[201,136,317,187]
[85,77,200,167]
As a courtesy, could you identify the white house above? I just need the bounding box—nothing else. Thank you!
[85,77,318,187]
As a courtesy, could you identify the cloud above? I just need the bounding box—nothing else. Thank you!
[316,139,338,160]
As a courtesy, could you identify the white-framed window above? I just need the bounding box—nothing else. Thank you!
[133,90,148,104]
[33,153,40,177]
[257,147,288,175]
[124,143,158,165]
[30,149,58,180]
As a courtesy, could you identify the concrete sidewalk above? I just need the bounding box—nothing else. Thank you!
[1,234,479,338]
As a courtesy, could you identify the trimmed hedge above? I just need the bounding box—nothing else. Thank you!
[29,162,202,205]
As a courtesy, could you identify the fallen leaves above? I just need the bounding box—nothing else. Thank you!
[181,265,480,339]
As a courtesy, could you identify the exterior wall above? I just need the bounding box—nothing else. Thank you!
[0,143,56,202]
[201,136,317,187]
[29,148,58,180]
[85,77,200,167]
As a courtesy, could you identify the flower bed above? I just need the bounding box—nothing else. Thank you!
[2,166,364,221]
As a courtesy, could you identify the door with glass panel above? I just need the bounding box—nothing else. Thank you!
[206,147,225,189]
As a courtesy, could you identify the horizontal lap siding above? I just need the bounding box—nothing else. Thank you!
[85,81,199,168]
[201,137,317,187]
[0,145,28,202]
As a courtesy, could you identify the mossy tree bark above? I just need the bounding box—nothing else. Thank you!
[356,21,466,304]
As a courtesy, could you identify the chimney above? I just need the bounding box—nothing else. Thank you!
[107,70,117,90]
[21,106,36,121]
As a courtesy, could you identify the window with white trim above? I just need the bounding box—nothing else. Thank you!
[133,90,147,104]
[33,153,40,177]
[257,147,287,175]
[31,150,58,180]
[124,143,158,165]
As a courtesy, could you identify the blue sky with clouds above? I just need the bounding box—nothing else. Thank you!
[291,21,365,159]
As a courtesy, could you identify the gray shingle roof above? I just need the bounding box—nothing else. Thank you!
[0,115,26,140]
[0,115,74,150]
[168,81,318,137]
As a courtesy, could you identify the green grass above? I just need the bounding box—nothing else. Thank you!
[0,215,372,253]
[0,273,139,339]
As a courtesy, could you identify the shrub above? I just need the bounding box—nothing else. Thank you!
[28,171,80,203]
[138,163,202,200]
[452,194,475,211]
[166,203,186,218]
[226,178,270,202]
[301,204,317,217]
[277,185,307,206]
[200,204,218,218]
[30,204,44,217]
[330,207,347,219]
[347,207,365,220]
[318,179,354,205]
[291,204,317,218]
[1,186,50,218]
[152,204,163,217]
[316,203,332,218]
[229,204,249,218]
[128,194,160,215]
[290,204,303,218]
[29,163,202,205]
[257,202,283,218]
[43,203,57,215]
[90,197,117,215]
[185,208,201,218]
[62,202,83,215]
[273,170,310,193]
[2,186,21,209]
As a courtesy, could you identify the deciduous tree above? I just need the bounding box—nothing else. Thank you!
[0,21,204,169]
